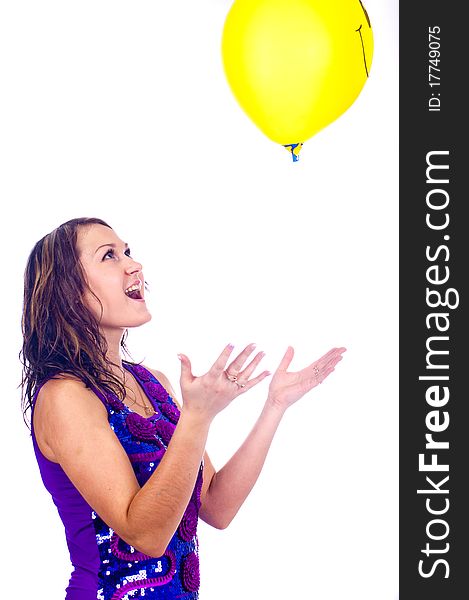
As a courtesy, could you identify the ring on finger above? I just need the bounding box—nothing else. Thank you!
[313,366,323,384]
[235,381,246,388]
[225,370,238,382]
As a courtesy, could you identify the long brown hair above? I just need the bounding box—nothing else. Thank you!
[20,217,128,423]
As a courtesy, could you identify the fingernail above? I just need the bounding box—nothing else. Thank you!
[227,343,234,349]
[177,354,183,361]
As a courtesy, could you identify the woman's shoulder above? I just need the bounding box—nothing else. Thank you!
[37,374,83,398]
[34,375,108,461]
[36,375,107,417]
[38,374,91,399]
[41,372,86,387]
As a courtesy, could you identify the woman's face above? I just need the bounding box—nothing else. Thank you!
[76,223,152,334]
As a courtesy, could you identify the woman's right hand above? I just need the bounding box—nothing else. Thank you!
[177,343,270,423]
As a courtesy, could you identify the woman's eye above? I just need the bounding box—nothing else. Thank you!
[102,247,132,261]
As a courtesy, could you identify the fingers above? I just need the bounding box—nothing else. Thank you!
[225,343,257,376]
[300,361,339,393]
[320,347,346,365]
[231,350,269,391]
[208,343,265,384]
[181,345,345,401]
[237,350,265,381]
[307,347,346,372]
[323,349,345,371]
[308,347,346,385]
[177,353,193,383]
[210,343,235,375]
[239,370,271,393]
[314,364,336,386]
[211,343,270,394]
[276,346,295,373]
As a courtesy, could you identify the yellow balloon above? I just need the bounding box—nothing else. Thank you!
[221,0,374,160]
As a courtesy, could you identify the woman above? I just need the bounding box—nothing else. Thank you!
[21,217,345,600]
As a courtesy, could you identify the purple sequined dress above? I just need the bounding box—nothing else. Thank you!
[31,362,203,600]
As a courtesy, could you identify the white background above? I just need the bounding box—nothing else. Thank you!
[1,1,398,598]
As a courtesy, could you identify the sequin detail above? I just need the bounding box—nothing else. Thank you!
[160,401,181,424]
[131,364,152,381]
[110,533,152,562]
[154,419,176,446]
[110,550,176,599]
[128,449,164,463]
[125,411,159,441]
[181,552,200,592]
[191,468,203,510]
[105,392,124,412]
[178,502,198,542]
[145,381,170,403]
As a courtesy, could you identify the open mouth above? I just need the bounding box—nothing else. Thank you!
[125,283,143,300]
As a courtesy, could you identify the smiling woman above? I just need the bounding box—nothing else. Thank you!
[20,217,346,600]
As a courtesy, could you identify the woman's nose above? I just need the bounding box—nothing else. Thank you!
[125,258,143,274]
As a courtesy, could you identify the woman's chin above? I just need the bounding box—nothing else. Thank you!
[133,311,152,327]
[101,307,153,331]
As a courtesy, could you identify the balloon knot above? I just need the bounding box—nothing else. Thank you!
[283,142,303,162]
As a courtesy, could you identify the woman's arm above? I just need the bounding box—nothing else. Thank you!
[199,401,285,529]
[166,346,346,529]
[152,369,284,530]
[35,377,210,558]
[34,343,267,557]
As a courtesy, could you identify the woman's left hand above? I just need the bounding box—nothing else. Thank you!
[267,346,346,411]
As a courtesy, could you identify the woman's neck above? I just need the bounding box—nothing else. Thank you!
[102,327,126,374]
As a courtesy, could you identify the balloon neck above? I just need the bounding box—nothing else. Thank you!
[283,143,303,162]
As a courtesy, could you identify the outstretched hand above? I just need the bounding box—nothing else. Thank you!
[178,343,270,422]
[267,346,346,411]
